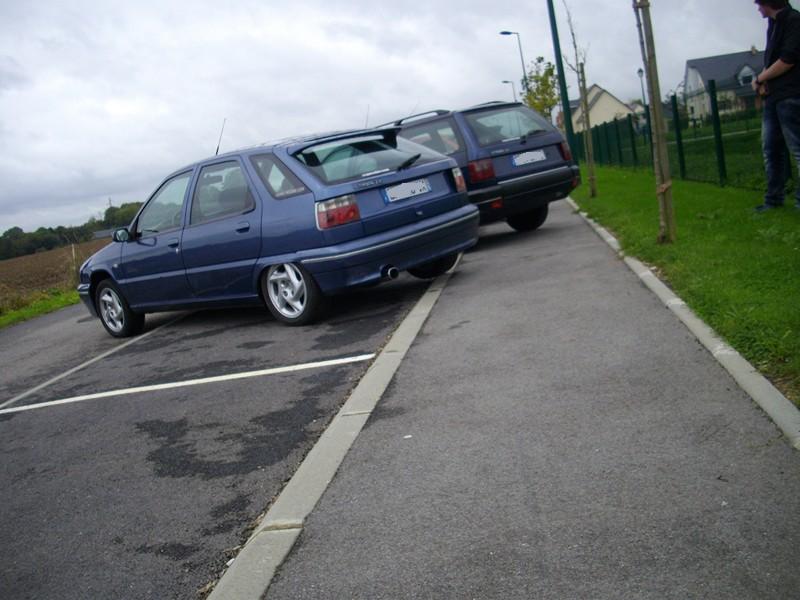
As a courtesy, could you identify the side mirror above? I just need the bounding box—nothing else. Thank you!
[112,228,130,243]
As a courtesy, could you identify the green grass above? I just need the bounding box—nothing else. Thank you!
[0,289,80,330]
[572,165,800,406]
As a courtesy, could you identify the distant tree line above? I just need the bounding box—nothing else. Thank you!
[0,202,142,261]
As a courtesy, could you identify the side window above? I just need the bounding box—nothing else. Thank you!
[136,172,192,236]
[250,154,308,199]
[190,161,255,226]
[400,119,463,155]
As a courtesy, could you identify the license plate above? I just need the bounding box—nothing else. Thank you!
[385,178,431,202]
[512,150,547,166]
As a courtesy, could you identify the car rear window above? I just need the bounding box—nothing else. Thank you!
[293,133,443,184]
[464,106,551,147]
[398,119,463,156]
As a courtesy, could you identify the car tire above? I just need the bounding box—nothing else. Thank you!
[95,279,145,338]
[261,263,324,325]
[407,253,459,279]
[507,204,549,232]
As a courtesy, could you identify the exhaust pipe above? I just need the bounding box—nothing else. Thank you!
[381,265,400,280]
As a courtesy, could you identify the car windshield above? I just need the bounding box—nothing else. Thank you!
[464,106,551,147]
[293,133,442,184]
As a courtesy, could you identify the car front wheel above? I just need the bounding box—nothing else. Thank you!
[507,204,549,232]
[95,280,145,338]
[407,253,459,279]
[261,263,324,325]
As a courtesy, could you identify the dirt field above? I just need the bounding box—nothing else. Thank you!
[0,238,111,311]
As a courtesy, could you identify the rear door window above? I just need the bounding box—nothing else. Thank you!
[293,133,442,184]
[190,161,255,226]
[399,119,463,156]
[250,154,308,198]
[464,106,551,147]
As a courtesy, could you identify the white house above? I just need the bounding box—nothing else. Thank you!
[683,47,764,120]
[567,85,635,133]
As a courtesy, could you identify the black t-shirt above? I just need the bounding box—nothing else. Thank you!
[765,7,800,103]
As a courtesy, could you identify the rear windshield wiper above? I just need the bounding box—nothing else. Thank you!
[395,153,422,171]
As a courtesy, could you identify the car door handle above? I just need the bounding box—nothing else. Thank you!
[167,238,180,248]
[235,221,250,233]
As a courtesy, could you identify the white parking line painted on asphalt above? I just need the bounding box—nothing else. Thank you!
[0,354,375,416]
[0,313,188,411]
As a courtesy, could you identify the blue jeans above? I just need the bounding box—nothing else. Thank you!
[763,96,800,207]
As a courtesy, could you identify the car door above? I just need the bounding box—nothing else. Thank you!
[118,170,194,308]
[180,159,263,300]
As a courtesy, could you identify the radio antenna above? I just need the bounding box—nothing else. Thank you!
[215,118,227,156]
[364,104,370,128]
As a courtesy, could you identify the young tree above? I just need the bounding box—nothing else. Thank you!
[523,57,559,119]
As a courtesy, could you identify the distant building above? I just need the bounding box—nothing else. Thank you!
[683,47,764,120]
[564,85,635,133]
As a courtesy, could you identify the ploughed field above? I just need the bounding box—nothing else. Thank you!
[0,238,109,314]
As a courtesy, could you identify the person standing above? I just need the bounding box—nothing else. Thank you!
[752,0,800,212]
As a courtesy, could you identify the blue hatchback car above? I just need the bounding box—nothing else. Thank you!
[386,101,580,232]
[78,128,479,337]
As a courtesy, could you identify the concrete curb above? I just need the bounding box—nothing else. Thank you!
[207,267,457,600]
[567,197,800,451]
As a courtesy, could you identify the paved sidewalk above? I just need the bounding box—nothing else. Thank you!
[266,202,800,599]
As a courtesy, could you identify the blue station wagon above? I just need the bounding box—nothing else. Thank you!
[78,128,479,337]
[386,102,580,232]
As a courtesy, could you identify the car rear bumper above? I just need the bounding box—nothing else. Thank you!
[77,283,98,317]
[300,205,479,293]
[468,165,580,223]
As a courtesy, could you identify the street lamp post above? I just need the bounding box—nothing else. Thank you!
[501,80,517,102]
[637,67,647,108]
[545,0,577,158]
[638,66,652,146]
[499,31,529,92]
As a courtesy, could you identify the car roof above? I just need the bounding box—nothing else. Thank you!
[382,101,524,127]
[167,127,403,176]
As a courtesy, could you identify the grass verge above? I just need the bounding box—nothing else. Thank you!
[0,289,81,330]
[572,165,800,406]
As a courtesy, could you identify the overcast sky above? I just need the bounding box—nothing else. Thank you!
[0,0,768,233]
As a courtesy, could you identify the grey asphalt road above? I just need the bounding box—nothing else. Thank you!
[0,279,428,600]
[266,202,800,599]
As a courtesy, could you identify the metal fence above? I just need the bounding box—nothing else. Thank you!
[572,79,794,192]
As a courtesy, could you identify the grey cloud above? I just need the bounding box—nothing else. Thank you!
[0,56,28,92]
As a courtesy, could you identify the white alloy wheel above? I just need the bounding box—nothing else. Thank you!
[266,263,308,320]
[99,286,125,333]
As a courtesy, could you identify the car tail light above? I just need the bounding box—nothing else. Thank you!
[452,167,467,193]
[558,141,573,162]
[467,159,495,184]
[316,194,361,229]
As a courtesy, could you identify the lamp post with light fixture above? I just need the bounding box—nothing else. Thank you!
[499,31,529,92]
[637,66,652,149]
[501,80,517,102]
[637,67,647,107]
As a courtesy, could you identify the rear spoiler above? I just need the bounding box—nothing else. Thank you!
[287,126,402,156]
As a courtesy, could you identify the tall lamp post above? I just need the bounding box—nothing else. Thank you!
[637,67,647,108]
[638,66,651,146]
[545,0,577,159]
[499,31,529,92]
[501,80,517,102]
